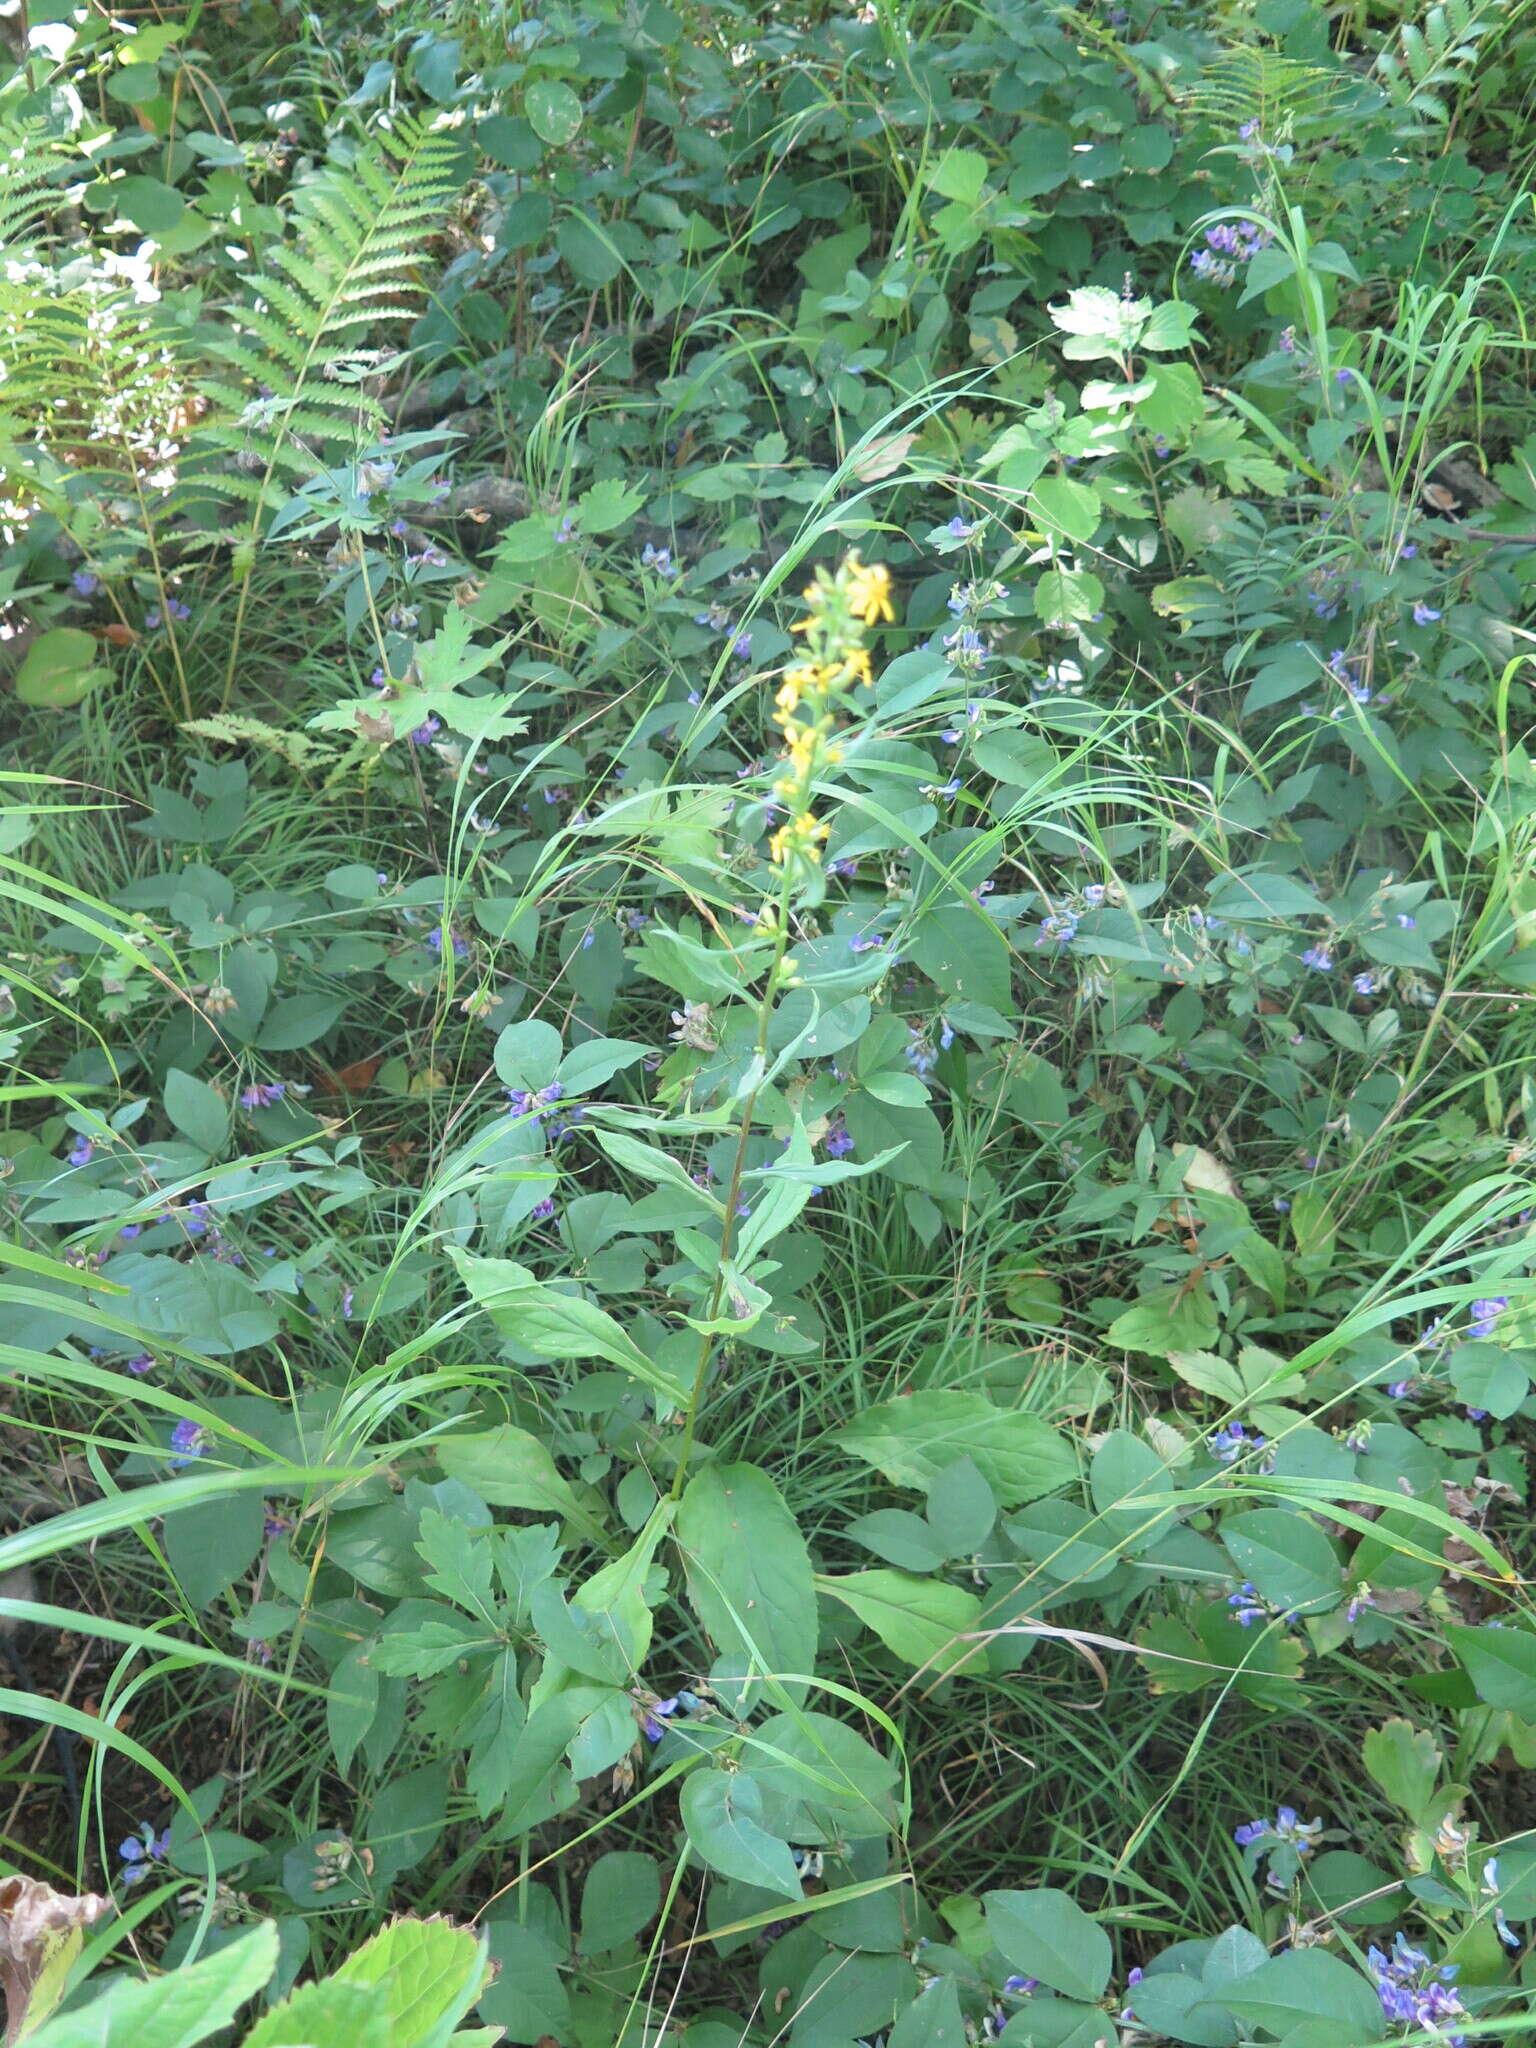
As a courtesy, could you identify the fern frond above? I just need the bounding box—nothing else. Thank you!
[1178,47,1366,136]
[1373,0,1505,125]
[200,114,465,513]
[0,121,75,253]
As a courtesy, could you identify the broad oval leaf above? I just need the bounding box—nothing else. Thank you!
[983,1887,1112,2002]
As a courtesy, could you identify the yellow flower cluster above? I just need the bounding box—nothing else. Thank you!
[769,553,895,870]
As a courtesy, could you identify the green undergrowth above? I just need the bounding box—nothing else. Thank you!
[4,0,1536,2044]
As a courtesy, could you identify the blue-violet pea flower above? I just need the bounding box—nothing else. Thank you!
[240,1081,287,1111]
[825,1118,855,1159]
[1227,1581,1270,1628]
[118,1825,171,1885]
[1469,1295,1509,1338]
[169,1419,207,1468]
[1234,1807,1323,1853]
[1368,1934,1468,2040]
[1035,911,1078,948]
[1208,1420,1265,1464]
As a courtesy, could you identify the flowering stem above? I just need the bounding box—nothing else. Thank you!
[667,886,794,1504]
[667,551,894,1502]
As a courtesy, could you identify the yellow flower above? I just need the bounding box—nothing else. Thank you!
[844,552,895,626]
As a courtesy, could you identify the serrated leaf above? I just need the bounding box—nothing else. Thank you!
[1362,1718,1443,1822]
[328,1915,492,2048]
[676,1463,818,1703]
[28,1922,279,2048]
[1030,476,1101,544]
[451,1252,689,1403]
[434,1426,582,1521]
[817,1569,984,1678]
[839,1391,1076,1507]
[1167,1349,1247,1403]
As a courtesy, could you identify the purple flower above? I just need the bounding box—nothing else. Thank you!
[1082,883,1107,907]
[1396,913,1416,929]
[1388,1378,1416,1400]
[72,569,99,596]
[555,515,577,543]
[1369,1934,1467,2041]
[340,1287,354,1319]
[1235,1807,1323,1853]
[409,714,442,746]
[1346,1585,1378,1624]
[1239,119,1260,139]
[168,1418,206,1468]
[1300,944,1333,971]
[125,1352,154,1377]
[943,625,988,670]
[1228,1581,1270,1627]
[641,544,672,573]
[1352,971,1378,996]
[427,925,470,961]
[825,1118,854,1159]
[905,1033,937,1076]
[1412,602,1442,625]
[1035,912,1078,948]
[1469,1295,1509,1339]
[1003,1976,1039,1995]
[531,1196,556,1221]
[240,1082,287,1110]
[119,1222,143,1239]
[118,1826,171,1885]
[66,1135,94,1168]
[731,632,752,660]
[1209,1420,1264,1464]
[946,515,978,540]
[849,933,886,954]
